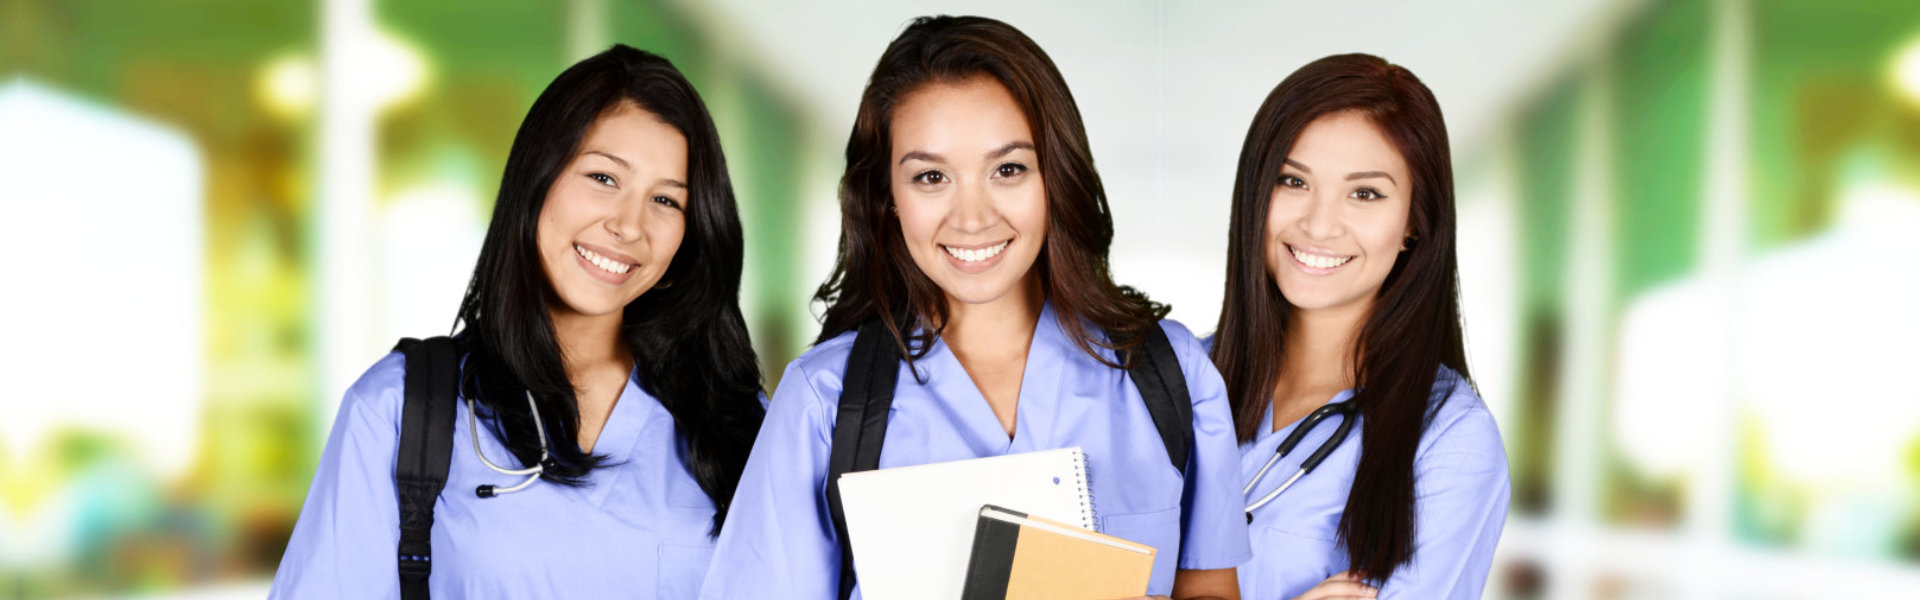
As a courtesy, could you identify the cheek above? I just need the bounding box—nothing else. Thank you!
[1010,187,1047,241]
[892,200,942,245]
[655,219,688,264]
[1364,207,1412,258]
[537,188,591,243]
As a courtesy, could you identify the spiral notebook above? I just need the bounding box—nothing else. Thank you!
[836,447,1095,600]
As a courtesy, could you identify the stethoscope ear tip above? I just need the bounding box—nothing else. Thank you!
[476,485,496,498]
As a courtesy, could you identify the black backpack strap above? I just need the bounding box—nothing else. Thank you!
[393,336,460,600]
[826,321,903,600]
[1117,324,1193,477]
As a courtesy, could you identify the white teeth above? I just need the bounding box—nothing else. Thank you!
[1290,246,1352,270]
[943,241,1010,263]
[575,244,632,275]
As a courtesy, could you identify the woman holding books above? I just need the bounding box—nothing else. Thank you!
[702,15,1247,600]
[1209,54,1509,599]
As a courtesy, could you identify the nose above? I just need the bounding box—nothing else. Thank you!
[605,197,650,244]
[948,178,1001,235]
[1296,189,1342,241]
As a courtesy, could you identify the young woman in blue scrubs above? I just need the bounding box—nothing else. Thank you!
[270,45,764,598]
[1209,54,1510,599]
[701,16,1248,600]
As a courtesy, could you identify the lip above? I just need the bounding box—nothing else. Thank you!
[1284,243,1354,276]
[573,242,639,285]
[940,238,1013,275]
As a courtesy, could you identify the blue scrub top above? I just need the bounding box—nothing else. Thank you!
[700,303,1252,599]
[270,352,725,599]
[1235,364,1509,600]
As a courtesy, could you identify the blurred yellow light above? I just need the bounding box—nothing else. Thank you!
[1895,35,1920,106]
[257,53,317,120]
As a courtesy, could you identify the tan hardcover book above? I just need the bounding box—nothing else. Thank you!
[961,504,1157,600]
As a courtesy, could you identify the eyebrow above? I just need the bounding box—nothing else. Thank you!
[898,150,943,166]
[584,150,630,169]
[1346,171,1396,184]
[897,141,1037,166]
[1282,159,1397,185]
[986,141,1036,160]
[660,179,688,190]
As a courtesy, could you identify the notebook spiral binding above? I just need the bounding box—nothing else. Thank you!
[1073,448,1097,531]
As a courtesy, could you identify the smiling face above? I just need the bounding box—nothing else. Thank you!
[536,101,689,322]
[1266,110,1413,317]
[889,76,1047,309]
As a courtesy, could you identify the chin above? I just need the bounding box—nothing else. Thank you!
[937,279,1021,307]
[554,287,637,317]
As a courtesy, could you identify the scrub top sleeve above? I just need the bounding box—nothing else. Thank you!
[269,357,406,600]
[1161,320,1255,571]
[1382,400,1510,600]
[699,360,841,600]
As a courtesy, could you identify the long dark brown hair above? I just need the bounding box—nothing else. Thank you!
[1210,53,1470,584]
[814,15,1164,365]
[454,45,763,535]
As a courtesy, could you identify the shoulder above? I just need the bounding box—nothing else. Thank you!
[339,351,409,427]
[1150,317,1217,376]
[1151,317,1207,359]
[1416,365,1506,468]
[786,329,858,383]
[767,329,859,421]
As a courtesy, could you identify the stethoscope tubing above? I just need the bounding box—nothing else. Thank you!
[467,391,549,496]
[1243,400,1357,516]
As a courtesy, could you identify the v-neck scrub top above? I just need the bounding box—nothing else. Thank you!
[699,303,1252,599]
[1235,364,1509,600]
[270,352,723,599]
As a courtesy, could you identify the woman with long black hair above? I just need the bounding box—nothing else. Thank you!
[1211,54,1509,599]
[271,44,764,598]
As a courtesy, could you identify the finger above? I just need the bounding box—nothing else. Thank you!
[1308,581,1379,598]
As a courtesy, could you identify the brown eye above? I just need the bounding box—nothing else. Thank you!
[994,163,1028,178]
[588,173,617,187]
[913,170,946,185]
[1277,175,1307,189]
[651,195,683,210]
[1350,188,1385,201]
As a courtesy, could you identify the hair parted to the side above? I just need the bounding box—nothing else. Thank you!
[1210,53,1472,584]
[814,15,1166,366]
[452,44,763,535]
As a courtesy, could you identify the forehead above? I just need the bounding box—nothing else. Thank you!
[889,76,1033,156]
[1286,111,1407,176]
[578,102,689,171]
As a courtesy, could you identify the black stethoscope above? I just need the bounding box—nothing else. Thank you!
[1243,400,1357,521]
[468,391,550,497]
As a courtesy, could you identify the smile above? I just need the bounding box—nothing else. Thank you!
[575,244,634,275]
[1287,244,1354,271]
[942,240,1009,263]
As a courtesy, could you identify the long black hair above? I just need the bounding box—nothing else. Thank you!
[1210,53,1470,584]
[814,15,1166,365]
[452,44,763,534]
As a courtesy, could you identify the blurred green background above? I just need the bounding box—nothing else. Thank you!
[3,0,1919,598]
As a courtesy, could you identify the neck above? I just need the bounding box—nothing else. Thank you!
[549,307,630,385]
[1279,299,1369,395]
[940,274,1044,360]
